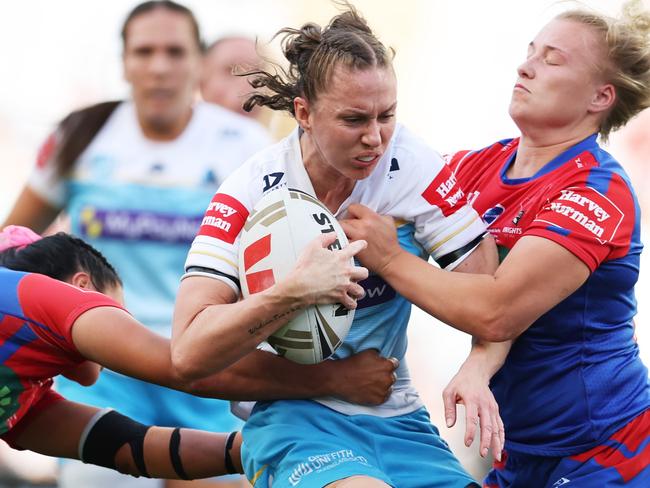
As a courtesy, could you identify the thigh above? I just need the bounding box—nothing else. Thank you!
[11,398,97,458]
[362,408,478,488]
[242,400,393,488]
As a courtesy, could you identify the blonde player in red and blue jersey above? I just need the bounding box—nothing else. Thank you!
[342,2,650,487]
[0,226,396,482]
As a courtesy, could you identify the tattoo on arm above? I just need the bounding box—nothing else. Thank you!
[248,306,301,335]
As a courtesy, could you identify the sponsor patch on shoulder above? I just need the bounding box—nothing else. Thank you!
[198,193,249,243]
[540,186,624,243]
[421,166,466,217]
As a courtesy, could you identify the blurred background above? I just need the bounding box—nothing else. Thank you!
[0,0,648,485]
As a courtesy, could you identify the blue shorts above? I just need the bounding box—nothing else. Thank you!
[484,409,650,488]
[56,369,241,431]
[242,399,478,488]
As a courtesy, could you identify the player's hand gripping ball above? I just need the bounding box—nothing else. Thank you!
[238,188,355,364]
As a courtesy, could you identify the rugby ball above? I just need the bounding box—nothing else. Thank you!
[238,188,354,364]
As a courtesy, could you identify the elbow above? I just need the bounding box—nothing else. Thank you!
[473,306,521,343]
[171,345,205,383]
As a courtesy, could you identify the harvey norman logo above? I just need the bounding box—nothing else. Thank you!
[206,201,237,218]
[422,168,466,217]
[543,187,623,243]
[199,193,249,243]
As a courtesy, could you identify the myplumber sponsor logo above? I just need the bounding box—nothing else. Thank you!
[79,207,201,244]
[198,193,249,243]
[540,187,624,243]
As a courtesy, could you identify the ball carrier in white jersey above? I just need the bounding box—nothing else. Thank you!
[175,6,500,488]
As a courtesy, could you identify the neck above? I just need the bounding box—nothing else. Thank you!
[300,132,355,213]
[138,108,193,141]
[510,124,598,179]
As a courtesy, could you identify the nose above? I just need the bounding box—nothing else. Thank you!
[517,58,534,80]
[149,52,172,76]
[361,120,381,148]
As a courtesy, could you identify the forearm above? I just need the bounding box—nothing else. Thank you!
[382,250,510,340]
[186,350,336,400]
[172,280,308,379]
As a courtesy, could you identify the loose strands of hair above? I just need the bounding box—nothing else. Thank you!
[242,4,393,117]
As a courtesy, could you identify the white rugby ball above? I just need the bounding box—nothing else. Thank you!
[238,187,355,364]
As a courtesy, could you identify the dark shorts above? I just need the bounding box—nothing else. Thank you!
[484,409,650,487]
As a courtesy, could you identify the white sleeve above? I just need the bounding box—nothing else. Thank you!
[183,165,254,293]
[396,144,487,270]
[26,132,66,208]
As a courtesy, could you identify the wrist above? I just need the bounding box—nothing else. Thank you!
[460,352,493,383]
[309,359,338,397]
[380,248,408,281]
[265,276,310,310]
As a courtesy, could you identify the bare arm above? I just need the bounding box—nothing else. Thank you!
[172,234,368,378]
[442,232,508,458]
[72,305,396,405]
[2,186,60,232]
[341,203,589,342]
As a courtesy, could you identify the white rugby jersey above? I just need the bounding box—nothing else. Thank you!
[28,101,271,334]
[185,124,486,416]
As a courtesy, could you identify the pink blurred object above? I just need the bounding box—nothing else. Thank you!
[0,225,42,252]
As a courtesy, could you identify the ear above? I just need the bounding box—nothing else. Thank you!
[70,271,93,290]
[294,96,311,132]
[589,83,616,114]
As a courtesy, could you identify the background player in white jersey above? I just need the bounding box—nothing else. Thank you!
[174,5,503,488]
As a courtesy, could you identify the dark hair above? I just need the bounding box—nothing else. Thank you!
[121,0,203,51]
[243,3,393,116]
[0,233,122,293]
[52,101,120,177]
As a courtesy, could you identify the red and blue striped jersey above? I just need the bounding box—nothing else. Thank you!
[448,134,650,456]
[0,267,121,434]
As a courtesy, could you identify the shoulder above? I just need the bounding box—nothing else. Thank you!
[211,131,296,203]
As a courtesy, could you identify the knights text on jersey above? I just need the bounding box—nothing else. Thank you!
[448,134,650,456]
[0,268,123,434]
[185,124,487,416]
